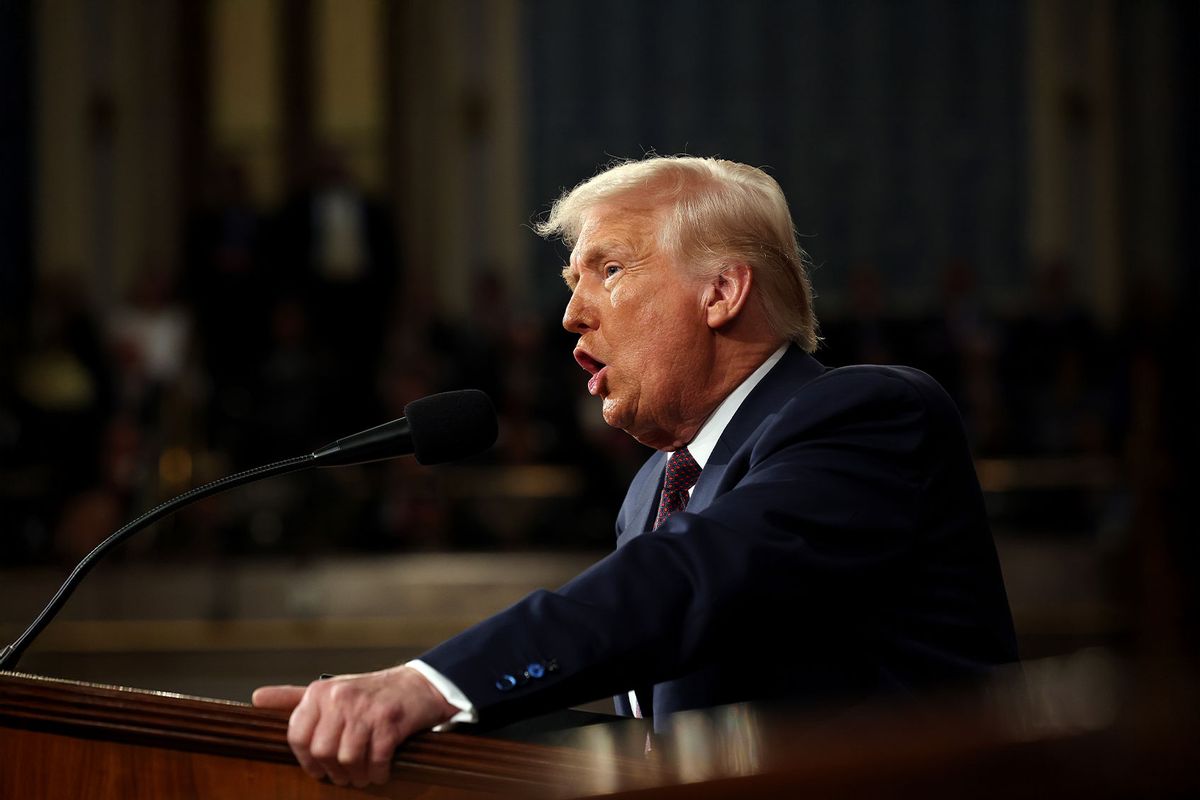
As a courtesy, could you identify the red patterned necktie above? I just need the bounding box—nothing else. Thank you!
[653,447,702,529]
[634,447,701,723]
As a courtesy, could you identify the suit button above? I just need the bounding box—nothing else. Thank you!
[495,674,517,692]
[526,663,545,679]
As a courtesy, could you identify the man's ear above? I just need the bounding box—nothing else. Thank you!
[703,263,753,330]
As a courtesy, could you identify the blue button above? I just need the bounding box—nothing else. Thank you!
[527,662,545,679]
[495,674,517,692]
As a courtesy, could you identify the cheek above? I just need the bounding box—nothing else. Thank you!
[619,310,696,392]
[621,309,674,374]
[613,284,686,336]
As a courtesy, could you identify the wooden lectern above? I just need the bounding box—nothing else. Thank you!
[0,671,663,798]
[5,658,1197,799]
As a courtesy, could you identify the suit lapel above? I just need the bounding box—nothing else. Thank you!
[688,347,825,512]
[616,347,825,544]
[616,450,667,548]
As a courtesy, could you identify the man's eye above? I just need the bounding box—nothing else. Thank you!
[604,264,622,279]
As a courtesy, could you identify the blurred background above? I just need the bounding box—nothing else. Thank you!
[0,0,1194,703]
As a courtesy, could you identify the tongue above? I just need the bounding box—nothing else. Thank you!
[588,366,608,396]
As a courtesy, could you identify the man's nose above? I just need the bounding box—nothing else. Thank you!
[562,288,597,333]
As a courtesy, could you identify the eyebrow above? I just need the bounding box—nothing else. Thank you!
[575,239,630,268]
[561,238,636,291]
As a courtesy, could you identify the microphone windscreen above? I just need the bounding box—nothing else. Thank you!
[404,390,498,465]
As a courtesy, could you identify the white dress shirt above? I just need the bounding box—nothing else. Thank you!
[413,343,790,726]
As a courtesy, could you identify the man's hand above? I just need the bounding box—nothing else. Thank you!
[252,665,459,787]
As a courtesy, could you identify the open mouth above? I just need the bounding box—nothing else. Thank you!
[574,349,609,396]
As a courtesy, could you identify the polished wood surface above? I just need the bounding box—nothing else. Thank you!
[0,726,484,799]
[0,671,664,798]
[4,654,1198,799]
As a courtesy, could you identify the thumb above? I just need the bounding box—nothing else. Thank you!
[252,684,307,710]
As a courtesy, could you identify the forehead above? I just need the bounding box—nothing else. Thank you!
[570,201,663,266]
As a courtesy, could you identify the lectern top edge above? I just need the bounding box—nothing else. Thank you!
[0,671,667,797]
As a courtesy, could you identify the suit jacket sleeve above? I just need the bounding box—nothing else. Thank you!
[418,366,1015,726]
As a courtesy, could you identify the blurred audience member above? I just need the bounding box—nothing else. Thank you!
[274,145,397,436]
[3,275,113,560]
[184,161,270,457]
[1008,259,1110,456]
[249,298,323,461]
[925,259,1009,455]
[820,263,905,367]
[107,267,191,424]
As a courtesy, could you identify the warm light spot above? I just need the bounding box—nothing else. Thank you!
[159,447,193,486]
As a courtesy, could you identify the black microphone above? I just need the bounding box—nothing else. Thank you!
[313,389,498,467]
[0,390,497,671]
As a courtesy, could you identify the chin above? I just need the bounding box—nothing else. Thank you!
[606,408,670,449]
[600,398,627,430]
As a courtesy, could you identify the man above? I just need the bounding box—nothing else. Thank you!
[254,156,1018,788]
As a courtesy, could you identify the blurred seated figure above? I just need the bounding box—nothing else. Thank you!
[922,259,1010,456]
[819,262,907,367]
[273,145,397,439]
[183,160,269,456]
[5,275,113,561]
[106,267,191,425]
[1005,259,1111,456]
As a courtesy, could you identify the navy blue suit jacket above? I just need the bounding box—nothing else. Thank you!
[421,347,1017,726]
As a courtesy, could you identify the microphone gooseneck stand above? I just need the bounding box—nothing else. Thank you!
[0,453,316,671]
[0,388,498,673]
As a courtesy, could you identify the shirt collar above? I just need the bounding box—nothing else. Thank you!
[680,344,788,469]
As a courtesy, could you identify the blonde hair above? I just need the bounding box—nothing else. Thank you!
[535,156,818,351]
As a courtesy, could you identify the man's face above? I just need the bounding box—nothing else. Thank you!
[562,201,714,450]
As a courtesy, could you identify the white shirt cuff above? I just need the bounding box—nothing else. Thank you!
[405,659,479,728]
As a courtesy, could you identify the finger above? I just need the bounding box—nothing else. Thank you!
[368,727,398,786]
[310,706,351,786]
[338,720,372,788]
[287,694,324,780]
[252,685,307,710]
